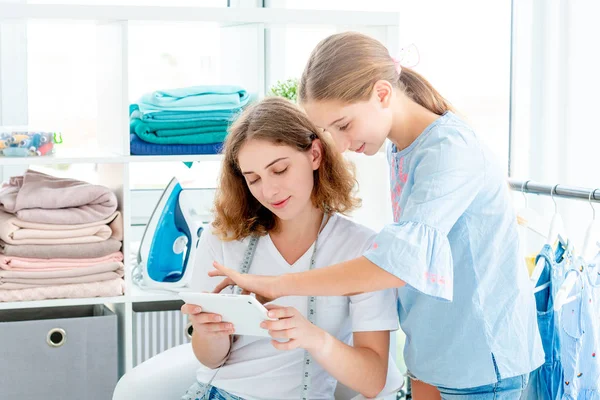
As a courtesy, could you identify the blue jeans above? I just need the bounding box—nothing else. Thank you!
[436,374,530,399]
[182,381,244,400]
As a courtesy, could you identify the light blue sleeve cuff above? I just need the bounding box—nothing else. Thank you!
[364,221,454,302]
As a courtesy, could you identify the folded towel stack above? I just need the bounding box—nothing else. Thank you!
[129,85,250,156]
[0,170,125,302]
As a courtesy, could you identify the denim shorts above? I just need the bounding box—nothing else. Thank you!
[408,354,530,400]
[436,374,529,400]
[182,381,244,400]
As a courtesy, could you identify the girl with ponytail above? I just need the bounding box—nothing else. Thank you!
[211,32,543,400]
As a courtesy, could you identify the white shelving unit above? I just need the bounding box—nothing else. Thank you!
[0,152,224,165]
[0,1,400,380]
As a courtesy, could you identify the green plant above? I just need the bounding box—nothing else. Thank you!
[268,78,299,102]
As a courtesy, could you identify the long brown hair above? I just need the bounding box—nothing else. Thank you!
[212,97,361,241]
[299,31,453,115]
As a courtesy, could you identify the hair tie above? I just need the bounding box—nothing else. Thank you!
[309,133,318,140]
[391,43,420,74]
[391,57,402,75]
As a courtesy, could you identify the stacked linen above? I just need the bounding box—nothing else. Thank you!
[0,170,125,302]
[129,85,250,155]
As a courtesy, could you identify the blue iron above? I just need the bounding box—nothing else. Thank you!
[137,177,207,289]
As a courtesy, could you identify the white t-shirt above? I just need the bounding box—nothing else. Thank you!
[190,213,399,400]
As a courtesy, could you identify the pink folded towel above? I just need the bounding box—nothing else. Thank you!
[0,211,122,245]
[0,169,118,224]
[0,278,124,302]
[0,252,124,271]
[0,262,124,288]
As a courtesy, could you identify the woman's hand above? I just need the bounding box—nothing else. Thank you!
[261,304,328,352]
[209,261,281,304]
[181,303,235,337]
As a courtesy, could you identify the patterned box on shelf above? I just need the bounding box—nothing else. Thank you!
[132,300,191,367]
[0,305,118,400]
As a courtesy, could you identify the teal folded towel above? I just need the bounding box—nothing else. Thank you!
[137,85,250,113]
[130,118,230,138]
[132,128,228,145]
[129,104,242,122]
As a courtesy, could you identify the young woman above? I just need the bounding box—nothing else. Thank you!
[209,32,544,400]
[181,97,399,400]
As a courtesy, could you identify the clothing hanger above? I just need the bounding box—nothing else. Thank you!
[531,185,566,289]
[516,180,548,238]
[553,186,584,311]
[514,181,550,292]
[546,184,565,246]
[554,267,580,311]
[581,188,600,262]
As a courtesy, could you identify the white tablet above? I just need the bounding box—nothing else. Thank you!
[179,292,277,338]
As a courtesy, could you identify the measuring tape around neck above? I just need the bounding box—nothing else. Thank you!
[238,214,327,400]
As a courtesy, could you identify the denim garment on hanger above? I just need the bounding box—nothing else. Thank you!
[522,243,566,400]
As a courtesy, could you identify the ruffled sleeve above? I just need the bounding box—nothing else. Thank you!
[364,222,453,301]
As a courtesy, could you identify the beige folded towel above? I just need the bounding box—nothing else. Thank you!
[0,238,122,259]
[0,278,124,302]
[0,211,122,245]
[0,169,118,224]
[0,262,124,288]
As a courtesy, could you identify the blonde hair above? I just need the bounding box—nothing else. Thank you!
[299,32,453,115]
[212,97,361,241]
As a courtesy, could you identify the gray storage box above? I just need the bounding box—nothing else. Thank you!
[133,300,191,367]
[0,305,118,400]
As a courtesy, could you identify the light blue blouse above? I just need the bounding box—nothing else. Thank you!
[364,111,544,389]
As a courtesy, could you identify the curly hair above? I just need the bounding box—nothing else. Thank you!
[212,96,361,241]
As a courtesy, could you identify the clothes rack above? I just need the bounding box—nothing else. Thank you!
[509,179,600,204]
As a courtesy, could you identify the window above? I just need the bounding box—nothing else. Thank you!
[267,0,511,168]
[510,0,600,248]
